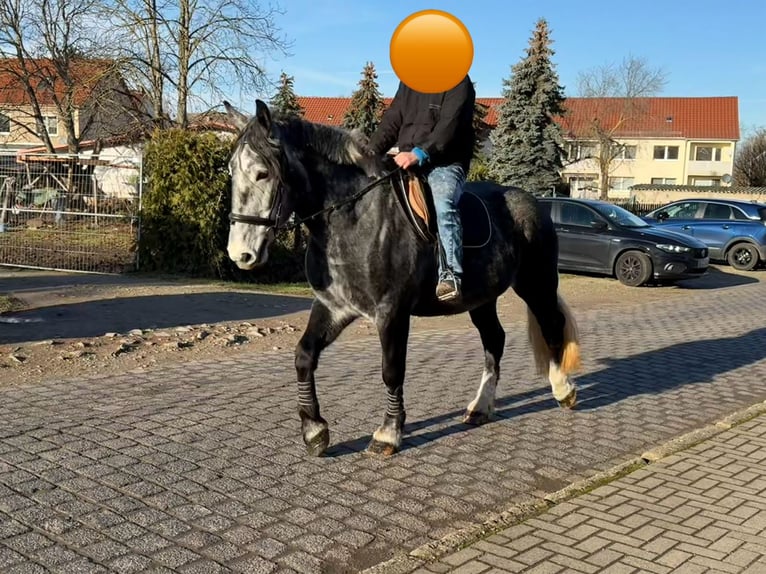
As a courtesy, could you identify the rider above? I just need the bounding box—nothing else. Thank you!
[365,74,476,302]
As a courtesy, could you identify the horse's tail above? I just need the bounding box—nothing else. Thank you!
[527,294,582,376]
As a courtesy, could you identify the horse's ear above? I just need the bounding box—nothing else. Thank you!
[223,101,249,131]
[255,99,272,131]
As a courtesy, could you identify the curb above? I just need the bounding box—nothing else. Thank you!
[360,399,766,574]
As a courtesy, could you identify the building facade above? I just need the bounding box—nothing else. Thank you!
[0,58,149,152]
[295,95,739,198]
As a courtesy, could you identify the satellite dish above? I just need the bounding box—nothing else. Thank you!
[722,173,732,184]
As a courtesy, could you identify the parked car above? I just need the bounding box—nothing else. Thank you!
[537,197,710,287]
[643,198,766,271]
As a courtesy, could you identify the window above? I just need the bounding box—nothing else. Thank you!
[38,116,58,136]
[567,175,598,198]
[614,145,637,160]
[701,203,733,219]
[663,202,701,219]
[609,177,634,190]
[653,145,679,160]
[651,177,677,185]
[559,202,598,227]
[689,176,721,187]
[692,145,722,161]
[0,113,9,134]
[566,141,597,161]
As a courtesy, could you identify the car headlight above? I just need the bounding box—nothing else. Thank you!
[656,243,691,253]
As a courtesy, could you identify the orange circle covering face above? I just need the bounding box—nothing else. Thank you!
[389,10,474,94]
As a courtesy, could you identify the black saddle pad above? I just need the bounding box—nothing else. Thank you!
[459,191,491,249]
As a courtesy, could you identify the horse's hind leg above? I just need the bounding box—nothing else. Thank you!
[514,276,581,409]
[295,299,355,456]
[463,299,504,425]
[366,310,410,457]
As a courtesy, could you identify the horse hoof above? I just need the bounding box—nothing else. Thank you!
[305,427,330,457]
[462,410,491,425]
[557,388,577,409]
[365,439,398,457]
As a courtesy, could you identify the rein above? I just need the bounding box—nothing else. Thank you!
[228,167,401,233]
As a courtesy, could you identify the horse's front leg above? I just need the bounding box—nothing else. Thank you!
[366,310,410,457]
[295,299,354,456]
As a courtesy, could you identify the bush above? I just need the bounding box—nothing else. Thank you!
[468,154,491,182]
[139,128,307,282]
[140,128,232,277]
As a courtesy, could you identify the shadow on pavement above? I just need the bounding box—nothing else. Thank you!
[575,326,766,410]
[668,265,761,290]
[327,326,766,455]
[0,291,312,344]
[325,385,557,457]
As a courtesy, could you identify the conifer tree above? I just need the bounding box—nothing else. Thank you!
[342,61,385,137]
[473,97,490,158]
[488,18,566,193]
[270,72,304,118]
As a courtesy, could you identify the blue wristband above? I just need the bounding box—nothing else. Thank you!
[412,147,429,165]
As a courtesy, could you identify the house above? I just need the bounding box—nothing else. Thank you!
[295,95,739,198]
[0,58,150,152]
[555,97,739,198]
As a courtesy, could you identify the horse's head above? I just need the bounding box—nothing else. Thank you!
[224,99,293,270]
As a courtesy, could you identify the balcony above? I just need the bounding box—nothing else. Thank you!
[686,160,729,176]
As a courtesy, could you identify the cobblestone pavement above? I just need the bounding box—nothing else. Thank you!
[423,412,766,574]
[1,279,766,574]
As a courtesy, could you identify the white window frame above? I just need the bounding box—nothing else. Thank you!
[650,177,677,185]
[609,176,635,191]
[692,145,722,162]
[614,145,637,160]
[38,115,58,137]
[689,176,721,187]
[653,145,679,160]
[567,141,597,161]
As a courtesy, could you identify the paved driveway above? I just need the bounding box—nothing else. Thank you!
[2,279,766,573]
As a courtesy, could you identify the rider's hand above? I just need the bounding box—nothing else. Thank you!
[393,151,419,169]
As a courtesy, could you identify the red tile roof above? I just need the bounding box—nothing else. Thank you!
[0,58,118,107]
[296,96,739,141]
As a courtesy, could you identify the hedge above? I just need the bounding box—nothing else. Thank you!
[139,128,305,283]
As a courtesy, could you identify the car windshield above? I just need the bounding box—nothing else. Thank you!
[593,203,651,228]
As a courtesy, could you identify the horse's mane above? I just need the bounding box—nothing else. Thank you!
[279,115,369,167]
[239,112,369,172]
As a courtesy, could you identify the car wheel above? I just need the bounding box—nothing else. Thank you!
[615,250,652,287]
[726,242,759,271]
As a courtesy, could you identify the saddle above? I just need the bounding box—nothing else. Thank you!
[390,168,492,249]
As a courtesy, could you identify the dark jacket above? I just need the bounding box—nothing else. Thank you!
[367,75,476,172]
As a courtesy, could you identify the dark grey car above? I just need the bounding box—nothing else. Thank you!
[538,198,709,287]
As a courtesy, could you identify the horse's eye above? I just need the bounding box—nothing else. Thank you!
[255,171,268,182]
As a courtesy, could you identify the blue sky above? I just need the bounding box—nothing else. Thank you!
[239,0,766,133]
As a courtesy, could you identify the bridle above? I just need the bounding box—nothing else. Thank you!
[228,184,286,229]
[228,166,401,233]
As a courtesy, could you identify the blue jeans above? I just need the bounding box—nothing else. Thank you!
[427,163,465,280]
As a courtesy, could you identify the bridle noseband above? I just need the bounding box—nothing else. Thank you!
[228,184,285,229]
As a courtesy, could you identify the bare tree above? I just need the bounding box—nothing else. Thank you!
[0,0,129,153]
[568,55,668,199]
[734,127,766,187]
[103,0,290,128]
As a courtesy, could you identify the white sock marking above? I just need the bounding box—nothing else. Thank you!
[549,359,575,401]
[467,356,497,415]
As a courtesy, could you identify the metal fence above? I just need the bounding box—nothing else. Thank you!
[0,151,141,274]
[610,200,667,216]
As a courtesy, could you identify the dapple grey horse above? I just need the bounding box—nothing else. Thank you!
[224,100,581,457]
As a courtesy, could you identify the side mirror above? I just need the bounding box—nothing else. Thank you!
[656,211,669,221]
[590,220,608,230]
